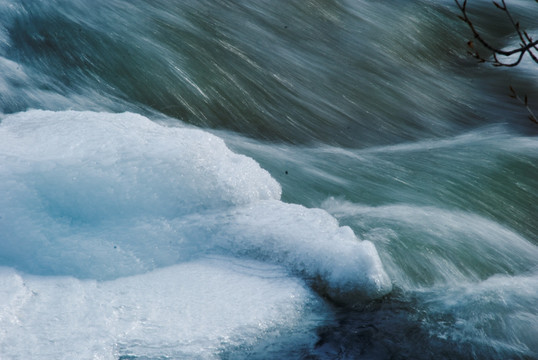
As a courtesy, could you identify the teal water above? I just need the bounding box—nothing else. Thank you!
[1,0,537,359]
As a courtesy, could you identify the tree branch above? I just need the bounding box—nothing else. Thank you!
[455,1,538,125]
[509,86,538,124]
[455,0,538,66]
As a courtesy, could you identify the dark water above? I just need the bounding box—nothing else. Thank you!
[1,0,537,359]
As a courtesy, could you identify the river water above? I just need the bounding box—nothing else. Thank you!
[1,0,537,359]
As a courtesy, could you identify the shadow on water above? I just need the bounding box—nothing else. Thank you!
[309,289,537,360]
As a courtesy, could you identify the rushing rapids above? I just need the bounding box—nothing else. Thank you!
[1,0,537,358]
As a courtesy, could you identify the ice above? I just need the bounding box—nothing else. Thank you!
[191,200,392,302]
[0,110,391,303]
[0,257,320,359]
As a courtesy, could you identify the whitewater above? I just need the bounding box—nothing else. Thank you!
[1,0,537,359]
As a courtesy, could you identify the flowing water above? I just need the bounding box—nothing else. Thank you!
[1,0,537,359]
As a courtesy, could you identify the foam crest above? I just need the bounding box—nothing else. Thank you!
[0,258,320,359]
[322,198,538,288]
[0,110,391,302]
[419,272,538,358]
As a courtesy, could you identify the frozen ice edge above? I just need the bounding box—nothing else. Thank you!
[0,257,322,359]
[0,110,392,303]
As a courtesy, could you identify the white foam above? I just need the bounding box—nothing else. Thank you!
[329,125,538,156]
[419,272,538,356]
[322,198,538,289]
[0,110,391,304]
[0,258,320,359]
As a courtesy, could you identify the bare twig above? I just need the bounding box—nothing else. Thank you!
[456,0,538,125]
[509,86,538,124]
[455,0,538,66]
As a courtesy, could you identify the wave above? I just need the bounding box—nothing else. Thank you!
[318,197,538,358]
[418,271,538,358]
[2,0,536,146]
[321,198,538,289]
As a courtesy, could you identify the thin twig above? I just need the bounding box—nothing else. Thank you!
[455,1,538,125]
[509,86,538,124]
[455,0,538,66]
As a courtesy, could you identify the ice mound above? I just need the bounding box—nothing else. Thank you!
[0,257,319,359]
[0,110,391,302]
[0,110,281,220]
[184,200,392,302]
